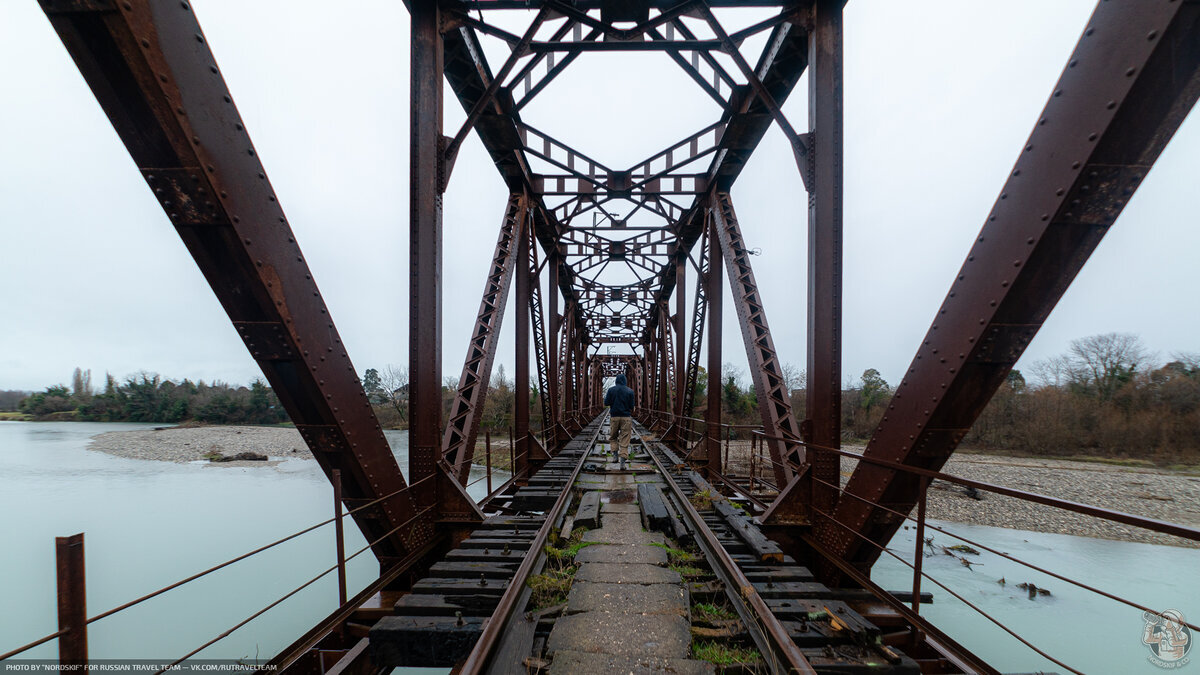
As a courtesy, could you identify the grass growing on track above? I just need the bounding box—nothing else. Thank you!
[529,527,593,610]
[650,542,699,564]
[691,640,761,666]
[693,602,736,624]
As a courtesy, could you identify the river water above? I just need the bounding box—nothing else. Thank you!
[1,421,1195,673]
[0,421,503,664]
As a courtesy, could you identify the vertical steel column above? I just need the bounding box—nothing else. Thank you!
[659,307,671,415]
[547,253,561,449]
[332,469,347,607]
[56,533,86,667]
[409,0,443,508]
[806,0,844,512]
[674,255,687,422]
[514,207,531,480]
[705,216,723,475]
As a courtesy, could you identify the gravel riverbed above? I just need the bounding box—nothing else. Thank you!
[88,426,1200,547]
[88,425,312,466]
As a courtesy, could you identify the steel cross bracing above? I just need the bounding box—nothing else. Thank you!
[443,194,527,482]
[37,0,1199,597]
[679,224,711,432]
[527,218,555,440]
[711,194,803,488]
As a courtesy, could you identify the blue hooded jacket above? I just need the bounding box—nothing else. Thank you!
[605,374,636,418]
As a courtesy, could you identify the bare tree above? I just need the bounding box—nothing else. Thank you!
[1030,354,1072,388]
[781,363,806,395]
[71,367,92,399]
[379,365,409,423]
[1066,332,1153,400]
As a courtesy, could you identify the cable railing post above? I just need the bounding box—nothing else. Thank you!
[509,425,515,476]
[912,476,929,618]
[56,533,87,668]
[332,470,347,607]
[749,433,756,492]
[485,429,493,495]
[724,426,731,476]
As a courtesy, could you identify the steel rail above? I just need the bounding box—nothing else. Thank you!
[640,434,816,674]
[458,414,605,674]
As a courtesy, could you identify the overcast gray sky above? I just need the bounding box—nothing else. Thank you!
[2,1,1197,394]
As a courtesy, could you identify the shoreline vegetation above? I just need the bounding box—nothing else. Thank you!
[69,423,1200,549]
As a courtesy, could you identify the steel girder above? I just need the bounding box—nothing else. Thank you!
[703,215,724,474]
[805,0,845,516]
[823,0,1200,574]
[440,1,815,353]
[680,232,712,425]
[528,219,555,451]
[710,194,804,489]
[443,195,527,483]
[39,1,429,559]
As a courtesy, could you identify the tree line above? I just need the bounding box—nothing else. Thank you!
[7,368,287,425]
[8,333,1196,465]
[711,332,1198,465]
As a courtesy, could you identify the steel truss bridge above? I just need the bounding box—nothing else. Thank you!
[8,0,1200,673]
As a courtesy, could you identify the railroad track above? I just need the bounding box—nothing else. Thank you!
[369,414,929,673]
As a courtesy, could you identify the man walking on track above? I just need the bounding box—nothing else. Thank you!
[605,373,635,469]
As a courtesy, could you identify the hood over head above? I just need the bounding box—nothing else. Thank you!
[615,374,627,386]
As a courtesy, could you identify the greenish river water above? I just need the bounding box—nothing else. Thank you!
[1,421,1195,673]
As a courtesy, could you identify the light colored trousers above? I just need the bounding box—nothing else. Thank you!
[609,416,632,459]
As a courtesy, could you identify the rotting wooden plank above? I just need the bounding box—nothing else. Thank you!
[428,561,520,579]
[370,614,486,667]
[412,577,511,595]
[637,483,672,535]
[713,499,783,563]
[575,491,602,530]
[393,593,501,616]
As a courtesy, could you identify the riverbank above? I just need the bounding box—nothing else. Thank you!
[87,425,311,466]
[83,425,1200,547]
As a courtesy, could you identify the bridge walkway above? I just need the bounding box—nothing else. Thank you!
[365,413,935,673]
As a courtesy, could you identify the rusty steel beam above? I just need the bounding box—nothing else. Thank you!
[703,214,723,474]
[40,0,428,559]
[443,195,526,483]
[441,21,587,335]
[651,11,812,333]
[514,206,532,480]
[56,533,86,667]
[824,0,1200,574]
[674,255,687,422]
[711,194,803,488]
[528,218,555,451]
[680,228,711,423]
[804,0,845,514]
